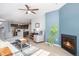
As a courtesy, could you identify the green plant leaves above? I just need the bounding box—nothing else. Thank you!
[47,24,58,46]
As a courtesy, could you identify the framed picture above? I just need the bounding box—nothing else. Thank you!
[35,23,40,28]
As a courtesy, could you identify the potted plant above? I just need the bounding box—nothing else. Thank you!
[47,24,58,46]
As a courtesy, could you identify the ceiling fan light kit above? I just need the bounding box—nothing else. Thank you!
[19,5,39,14]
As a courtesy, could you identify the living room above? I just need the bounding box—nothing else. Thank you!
[0,3,79,56]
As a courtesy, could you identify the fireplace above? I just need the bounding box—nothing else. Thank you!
[61,34,77,55]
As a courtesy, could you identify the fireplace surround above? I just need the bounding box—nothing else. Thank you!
[61,34,77,55]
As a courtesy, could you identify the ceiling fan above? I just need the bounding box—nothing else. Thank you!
[19,5,39,14]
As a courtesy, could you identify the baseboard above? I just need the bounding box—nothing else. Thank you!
[45,42,61,47]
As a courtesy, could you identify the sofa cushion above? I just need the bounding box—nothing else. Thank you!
[0,40,19,54]
[0,47,13,56]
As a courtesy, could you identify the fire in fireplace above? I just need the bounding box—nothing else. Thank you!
[61,34,77,55]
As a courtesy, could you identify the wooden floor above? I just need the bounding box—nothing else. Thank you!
[31,41,73,56]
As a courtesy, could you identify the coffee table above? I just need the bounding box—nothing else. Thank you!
[11,40,30,51]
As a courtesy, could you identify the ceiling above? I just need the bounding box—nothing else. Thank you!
[0,3,65,24]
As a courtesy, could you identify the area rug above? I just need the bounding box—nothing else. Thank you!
[22,46,39,56]
[31,49,50,56]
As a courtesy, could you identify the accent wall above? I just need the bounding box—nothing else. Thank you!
[59,3,79,56]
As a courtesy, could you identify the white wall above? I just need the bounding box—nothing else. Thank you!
[31,14,45,41]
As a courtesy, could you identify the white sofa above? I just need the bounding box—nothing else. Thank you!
[0,39,24,56]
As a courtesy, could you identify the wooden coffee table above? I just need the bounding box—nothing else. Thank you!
[12,37,30,51]
[20,37,29,44]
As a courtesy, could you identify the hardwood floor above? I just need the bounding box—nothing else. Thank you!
[31,41,73,56]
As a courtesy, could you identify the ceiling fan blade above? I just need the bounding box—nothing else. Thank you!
[31,11,36,14]
[25,5,29,10]
[18,9,26,10]
[31,9,39,11]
